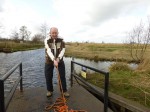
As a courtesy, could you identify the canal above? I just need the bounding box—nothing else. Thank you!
[0,49,137,92]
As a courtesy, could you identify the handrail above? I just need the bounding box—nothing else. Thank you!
[72,61,109,75]
[0,62,23,112]
[71,60,109,112]
[5,76,22,109]
[1,62,22,81]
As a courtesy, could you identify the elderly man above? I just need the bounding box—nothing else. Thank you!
[44,27,69,97]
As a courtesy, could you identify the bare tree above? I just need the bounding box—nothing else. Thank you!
[26,31,31,41]
[19,26,31,41]
[40,23,49,41]
[32,33,44,43]
[127,18,150,62]
[11,30,19,42]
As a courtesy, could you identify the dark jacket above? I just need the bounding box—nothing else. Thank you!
[45,37,65,64]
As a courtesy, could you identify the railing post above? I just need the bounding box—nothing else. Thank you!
[20,63,23,92]
[71,57,74,87]
[0,80,5,112]
[104,72,109,112]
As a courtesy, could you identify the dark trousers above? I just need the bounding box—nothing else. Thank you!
[45,61,67,92]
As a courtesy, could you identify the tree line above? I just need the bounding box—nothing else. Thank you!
[1,18,150,63]
[0,23,49,43]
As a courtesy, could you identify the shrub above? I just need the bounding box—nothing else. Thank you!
[93,55,99,62]
[109,62,132,72]
[136,58,150,73]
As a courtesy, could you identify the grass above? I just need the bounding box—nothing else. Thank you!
[1,41,149,64]
[84,62,150,107]
[136,57,150,73]
[65,42,150,63]
[0,41,44,52]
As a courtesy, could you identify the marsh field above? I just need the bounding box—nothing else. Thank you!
[65,42,150,107]
[0,41,43,52]
[65,42,150,62]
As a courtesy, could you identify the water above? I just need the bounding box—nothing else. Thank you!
[0,49,137,90]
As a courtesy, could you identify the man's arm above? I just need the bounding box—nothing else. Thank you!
[44,38,55,61]
[58,40,65,60]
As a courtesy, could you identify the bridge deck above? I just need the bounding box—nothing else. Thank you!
[7,84,112,112]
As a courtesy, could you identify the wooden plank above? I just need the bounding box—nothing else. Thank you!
[7,85,112,112]
[7,87,49,112]
[67,85,113,112]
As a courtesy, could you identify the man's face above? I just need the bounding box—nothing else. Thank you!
[50,28,58,39]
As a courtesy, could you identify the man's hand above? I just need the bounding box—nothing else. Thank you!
[54,60,58,67]
[56,57,60,63]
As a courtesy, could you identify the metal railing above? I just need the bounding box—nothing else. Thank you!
[0,62,23,112]
[71,60,109,112]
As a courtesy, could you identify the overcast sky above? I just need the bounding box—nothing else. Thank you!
[0,0,150,43]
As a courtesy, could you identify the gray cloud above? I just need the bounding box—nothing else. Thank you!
[0,0,4,12]
[83,0,150,26]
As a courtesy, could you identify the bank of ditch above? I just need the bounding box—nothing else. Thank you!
[65,43,150,63]
[83,59,150,108]
[0,41,43,52]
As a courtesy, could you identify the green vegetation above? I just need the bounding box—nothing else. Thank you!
[0,41,43,52]
[109,62,132,71]
[85,61,150,107]
[65,42,150,63]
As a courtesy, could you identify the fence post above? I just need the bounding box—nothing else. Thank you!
[71,57,74,87]
[0,80,5,112]
[104,72,109,112]
[20,63,23,92]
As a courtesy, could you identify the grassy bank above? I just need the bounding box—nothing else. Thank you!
[83,61,150,107]
[0,41,44,52]
[1,42,150,63]
[65,42,150,63]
